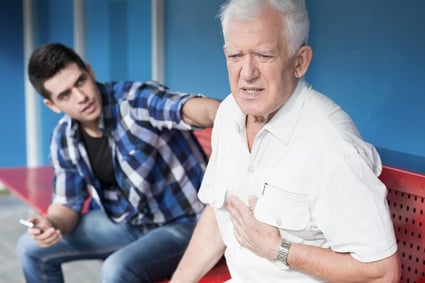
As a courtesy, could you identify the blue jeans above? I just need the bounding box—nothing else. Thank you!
[16,209,197,283]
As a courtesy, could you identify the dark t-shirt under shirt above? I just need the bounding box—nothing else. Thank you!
[80,129,116,186]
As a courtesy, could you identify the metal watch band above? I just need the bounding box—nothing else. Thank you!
[275,240,291,267]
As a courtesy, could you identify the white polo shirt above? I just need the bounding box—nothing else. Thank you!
[198,79,397,282]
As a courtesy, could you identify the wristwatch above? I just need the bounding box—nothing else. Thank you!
[273,240,291,270]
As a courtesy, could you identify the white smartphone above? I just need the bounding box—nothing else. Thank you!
[19,219,44,233]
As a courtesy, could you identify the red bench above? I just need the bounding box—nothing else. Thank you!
[1,128,425,282]
[0,165,53,215]
[378,166,425,283]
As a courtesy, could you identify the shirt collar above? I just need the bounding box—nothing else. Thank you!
[232,79,311,145]
[264,79,311,144]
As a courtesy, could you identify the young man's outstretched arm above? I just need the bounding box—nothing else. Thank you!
[182,97,220,128]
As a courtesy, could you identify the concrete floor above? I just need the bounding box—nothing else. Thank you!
[0,190,102,283]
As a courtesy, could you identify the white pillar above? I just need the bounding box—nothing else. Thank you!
[151,0,164,83]
[23,0,40,167]
[73,0,85,59]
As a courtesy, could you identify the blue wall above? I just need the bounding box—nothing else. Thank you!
[163,0,229,98]
[85,0,151,82]
[0,1,26,167]
[1,0,424,174]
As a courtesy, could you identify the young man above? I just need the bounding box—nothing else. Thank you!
[17,43,220,283]
[171,0,400,282]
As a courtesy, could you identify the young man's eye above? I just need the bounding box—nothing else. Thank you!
[58,92,70,101]
[76,74,87,86]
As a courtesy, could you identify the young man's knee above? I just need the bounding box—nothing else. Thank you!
[101,254,149,283]
[16,233,38,258]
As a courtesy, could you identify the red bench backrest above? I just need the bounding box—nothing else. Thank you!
[379,165,425,283]
[194,128,212,158]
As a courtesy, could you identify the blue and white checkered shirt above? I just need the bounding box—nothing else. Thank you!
[49,81,207,225]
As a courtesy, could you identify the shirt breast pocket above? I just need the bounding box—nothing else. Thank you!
[254,183,310,231]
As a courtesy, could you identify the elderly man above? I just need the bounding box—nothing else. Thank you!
[171,0,400,282]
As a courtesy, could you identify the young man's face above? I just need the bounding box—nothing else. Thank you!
[43,63,102,131]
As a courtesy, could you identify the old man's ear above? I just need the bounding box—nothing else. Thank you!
[294,45,313,78]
